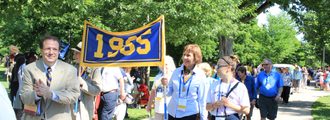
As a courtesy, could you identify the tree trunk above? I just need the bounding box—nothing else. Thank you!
[219,35,234,58]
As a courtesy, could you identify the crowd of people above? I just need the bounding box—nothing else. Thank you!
[0,35,329,120]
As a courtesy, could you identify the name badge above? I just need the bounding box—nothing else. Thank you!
[23,105,37,116]
[155,92,163,101]
[266,83,272,89]
[177,98,187,111]
[215,117,226,120]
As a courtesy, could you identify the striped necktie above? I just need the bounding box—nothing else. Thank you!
[36,67,52,116]
[46,67,52,87]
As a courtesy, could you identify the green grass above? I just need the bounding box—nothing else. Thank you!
[312,95,330,120]
[0,66,9,91]
[126,108,153,120]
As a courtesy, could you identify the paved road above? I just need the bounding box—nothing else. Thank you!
[251,86,330,120]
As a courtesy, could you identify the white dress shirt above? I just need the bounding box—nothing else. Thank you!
[101,67,123,92]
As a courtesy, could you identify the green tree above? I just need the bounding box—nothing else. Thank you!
[286,0,330,65]
[0,0,243,62]
[235,13,301,65]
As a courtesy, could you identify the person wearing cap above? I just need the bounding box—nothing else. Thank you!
[256,59,283,120]
[20,35,80,120]
[71,42,102,120]
[161,44,208,120]
[206,56,250,120]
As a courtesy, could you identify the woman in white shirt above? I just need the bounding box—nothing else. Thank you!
[0,84,16,120]
[146,55,176,120]
[206,56,250,120]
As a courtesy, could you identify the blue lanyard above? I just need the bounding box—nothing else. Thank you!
[179,72,194,98]
[216,80,232,116]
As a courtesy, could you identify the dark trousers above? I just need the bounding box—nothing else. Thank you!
[99,91,118,120]
[259,95,278,120]
[281,86,291,103]
[169,114,197,120]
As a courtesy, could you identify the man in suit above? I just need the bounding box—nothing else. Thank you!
[71,42,102,120]
[20,35,80,120]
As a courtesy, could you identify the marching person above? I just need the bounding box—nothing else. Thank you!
[256,59,283,120]
[146,55,176,120]
[197,62,213,87]
[9,45,25,104]
[236,66,257,120]
[161,44,208,120]
[0,83,16,120]
[113,67,135,120]
[206,56,250,120]
[98,66,126,120]
[292,65,302,93]
[71,42,102,120]
[13,51,38,119]
[281,67,293,104]
[11,50,26,119]
[20,35,80,120]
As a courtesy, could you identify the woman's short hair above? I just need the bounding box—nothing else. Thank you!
[197,62,212,77]
[165,55,176,73]
[182,44,203,64]
[9,45,19,53]
[237,66,247,75]
[217,55,240,71]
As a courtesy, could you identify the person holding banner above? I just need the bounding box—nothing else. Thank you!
[206,56,250,120]
[71,42,102,120]
[146,55,176,120]
[20,35,80,120]
[161,44,208,120]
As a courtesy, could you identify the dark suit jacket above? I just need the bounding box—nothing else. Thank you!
[10,53,25,98]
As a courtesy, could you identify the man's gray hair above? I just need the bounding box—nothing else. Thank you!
[263,58,273,64]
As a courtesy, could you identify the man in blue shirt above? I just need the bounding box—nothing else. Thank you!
[256,59,283,120]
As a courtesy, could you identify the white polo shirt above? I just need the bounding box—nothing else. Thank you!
[207,79,250,116]
[101,67,123,92]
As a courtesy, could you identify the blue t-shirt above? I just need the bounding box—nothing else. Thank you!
[237,75,257,101]
[256,71,283,97]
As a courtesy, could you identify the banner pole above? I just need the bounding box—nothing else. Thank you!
[161,15,168,120]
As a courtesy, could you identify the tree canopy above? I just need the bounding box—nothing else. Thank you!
[0,0,328,67]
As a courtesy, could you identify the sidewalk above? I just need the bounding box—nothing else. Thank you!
[143,86,329,120]
[251,86,330,120]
